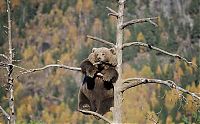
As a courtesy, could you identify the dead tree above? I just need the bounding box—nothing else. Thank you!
[0,0,199,124]
[0,0,15,123]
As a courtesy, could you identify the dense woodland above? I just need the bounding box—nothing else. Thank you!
[0,0,199,123]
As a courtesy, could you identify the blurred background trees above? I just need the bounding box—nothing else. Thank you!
[0,0,199,123]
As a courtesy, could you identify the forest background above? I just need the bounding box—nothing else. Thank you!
[0,0,199,123]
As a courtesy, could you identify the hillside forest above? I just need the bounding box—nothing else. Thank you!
[0,0,199,123]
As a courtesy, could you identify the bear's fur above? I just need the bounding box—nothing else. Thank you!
[78,47,118,116]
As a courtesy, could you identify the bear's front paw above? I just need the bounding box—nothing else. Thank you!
[87,67,98,78]
[103,73,112,81]
[97,73,103,77]
[82,104,90,111]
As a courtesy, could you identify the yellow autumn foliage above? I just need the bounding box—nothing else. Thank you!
[139,65,153,78]
[156,65,162,75]
[122,63,137,79]
[163,64,169,74]
[164,89,179,111]
[166,115,175,124]
[150,91,159,108]
[123,85,150,123]
[184,82,200,114]
[124,29,131,41]
[76,0,93,13]
[44,52,55,65]
[137,32,145,42]
[23,46,37,60]
[92,18,103,36]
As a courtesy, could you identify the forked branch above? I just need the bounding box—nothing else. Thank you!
[17,64,81,77]
[78,109,112,124]
[122,42,197,67]
[87,35,115,48]
[106,7,118,18]
[121,78,200,101]
[0,105,10,120]
[121,17,158,29]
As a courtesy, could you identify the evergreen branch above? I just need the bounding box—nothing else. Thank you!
[17,64,81,78]
[0,105,10,120]
[78,109,112,124]
[87,35,115,47]
[121,78,200,101]
[122,42,197,67]
[121,17,158,29]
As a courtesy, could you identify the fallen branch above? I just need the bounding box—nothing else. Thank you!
[78,109,112,124]
[0,105,10,120]
[122,42,197,67]
[87,35,115,48]
[121,17,158,29]
[17,64,81,77]
[121,78,200,101]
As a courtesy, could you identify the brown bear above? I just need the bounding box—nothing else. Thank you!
[78,47,118,116]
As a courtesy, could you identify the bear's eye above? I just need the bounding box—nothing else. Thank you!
[102,53,105,56]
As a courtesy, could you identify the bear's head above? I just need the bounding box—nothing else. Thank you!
[88,47,117,66]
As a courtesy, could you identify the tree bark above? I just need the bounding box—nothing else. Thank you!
[113,0,125,123]
[7,0,15,123]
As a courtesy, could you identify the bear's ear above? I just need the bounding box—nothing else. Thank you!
[110,48,116,55]
[92,48,97,53]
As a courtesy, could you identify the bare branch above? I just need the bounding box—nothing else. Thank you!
[0,54,9,61]
[122,42,197,67]
[106,7,118,18]
[87,35,115,47]
[0,62,28,72]
[121,78,200,101]
[17,64,81,77]
[121,17,158,29]
[78,109,112,124]
[0,105,10,120]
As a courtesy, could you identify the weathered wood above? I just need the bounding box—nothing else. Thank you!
[113,0,125,123]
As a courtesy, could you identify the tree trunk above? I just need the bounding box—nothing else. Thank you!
[113,0,125,123]
[7,0,15,123]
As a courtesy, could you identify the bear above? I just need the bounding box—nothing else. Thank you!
[78,47,118,116]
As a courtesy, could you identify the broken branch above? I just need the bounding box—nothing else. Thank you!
[121,78,200,101]
[121,17,158,29]
[122,42,197,67]
[78,109,112,124]
[0,105,10,120]
[106,7,118,18]
[87,35,115,48]
[0,54,9,61]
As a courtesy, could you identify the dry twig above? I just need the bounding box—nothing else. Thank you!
[87,35,115,48]
[121,17,158,29]
[122,78,200,101]
[122,42,197,67]
[17,64,81,77]
[78,109,112,124]
[0,106,10,120]
[106,7,118,18]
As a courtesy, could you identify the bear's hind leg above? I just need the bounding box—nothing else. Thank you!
[78,90,91,111]
[97,97,114,116]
